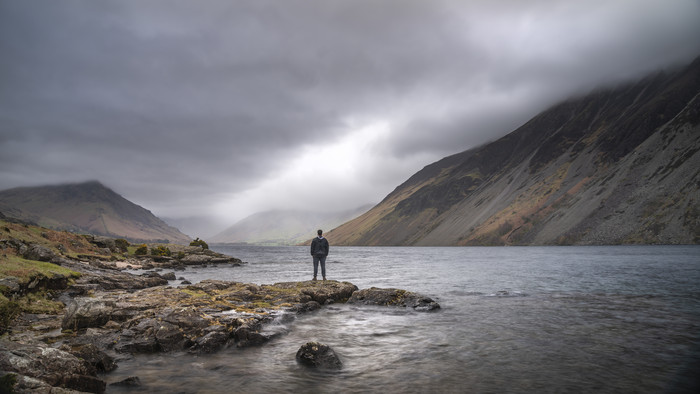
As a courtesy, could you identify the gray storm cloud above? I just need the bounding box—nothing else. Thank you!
[1,0,699,227]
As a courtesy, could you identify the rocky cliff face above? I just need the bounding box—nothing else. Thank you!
[0,181,190,243]
[330,58,700,246]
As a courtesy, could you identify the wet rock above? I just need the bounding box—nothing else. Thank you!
[161,272,176,280]
[0,340,106,393]
[289,301,322,314]
[113,328,160,354]
[153,320,190,352]
[296,342,342,369]
[233,319,270,347]
[64,328,121,359]
[62,299,117,330]
[61,374,106,394]
[109,376,142,387]
[190,325,230,353]
[114,318,187,353]
[347,287,440,311]
[64,343,116,373]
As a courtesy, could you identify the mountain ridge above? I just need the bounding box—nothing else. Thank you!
[328,58,700,246]
[0,181,190,243]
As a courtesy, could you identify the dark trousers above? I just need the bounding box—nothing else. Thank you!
[313,255,327,278]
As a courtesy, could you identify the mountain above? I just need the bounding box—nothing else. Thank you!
[329,58,700,246]
[210,204,373,245]
[0,181,191,243]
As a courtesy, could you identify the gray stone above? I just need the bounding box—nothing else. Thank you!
[161,272,176,280]
[190,326,230,353]
[22,243,56,262]
[65,343,116,373]
[0,277,20,293]
[0,340,106,393]
[296,342,342,369]
[62,299,117,330]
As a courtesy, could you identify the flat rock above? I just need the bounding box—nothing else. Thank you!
[347,287,440,311]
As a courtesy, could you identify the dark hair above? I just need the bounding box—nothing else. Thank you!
[317,229,323,236]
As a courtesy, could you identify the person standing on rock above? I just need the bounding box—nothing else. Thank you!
[310,229,329,281]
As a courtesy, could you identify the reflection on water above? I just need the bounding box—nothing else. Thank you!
[107,246,700,393]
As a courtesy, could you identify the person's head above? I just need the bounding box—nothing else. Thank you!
[317,229,323,236]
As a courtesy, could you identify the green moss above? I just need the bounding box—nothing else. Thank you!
[180,288,208,298]
[17,291,65,314]
[189,238,209,250]
[0,255,80,284]
[249,301,273,309]
[0,373,17,394]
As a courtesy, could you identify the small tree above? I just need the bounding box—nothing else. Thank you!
[189,237,209,250]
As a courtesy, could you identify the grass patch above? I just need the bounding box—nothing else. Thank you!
[180,288,209,298]
[16,291,65,314]
[0,255,80,285]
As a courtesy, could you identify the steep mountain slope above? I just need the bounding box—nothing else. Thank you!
[210,205,373,245]
[330,59,700,246]
[0,181,190,243]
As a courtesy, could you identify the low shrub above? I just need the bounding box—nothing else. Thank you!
[190,238,209,250]
[0,294,20,334]
[134,244,148,255]
[114,238,130,253]
[151,245,171,257]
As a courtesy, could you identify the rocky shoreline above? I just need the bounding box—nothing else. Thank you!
[1,225,439,393]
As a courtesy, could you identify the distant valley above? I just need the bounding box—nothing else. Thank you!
[209,205,373,245]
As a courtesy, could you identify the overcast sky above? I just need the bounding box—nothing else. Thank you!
[1,0,699,233]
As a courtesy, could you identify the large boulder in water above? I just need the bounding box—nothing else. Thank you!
[296,341,342,369]
[347,287,440,311]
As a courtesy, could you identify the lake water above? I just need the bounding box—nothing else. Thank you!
[106,245,700,393]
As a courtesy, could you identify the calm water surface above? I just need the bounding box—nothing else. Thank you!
[107,246,700,393]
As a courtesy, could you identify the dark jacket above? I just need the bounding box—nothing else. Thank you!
[310,236,329,256]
